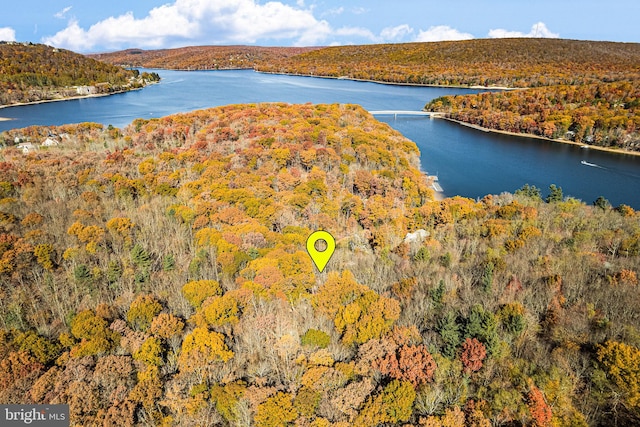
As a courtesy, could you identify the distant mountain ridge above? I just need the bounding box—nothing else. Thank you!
[254,38,640,88]
[0,42,155,107]
[89,45,320,70]
[91,39,640,89]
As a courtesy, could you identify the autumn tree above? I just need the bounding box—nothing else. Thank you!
[597,341,640,412]
[527,383,553,427]
[314,271,401,345]
[150,313,184,340]
[255,392,298,427]
[354,380,416,427]
[460,337,486,374]
[374,343,437,386]
[127,294,163,331]
[182,279,222,309]
[178,327,233,376]
[67,310,120,358]
[201,293,240,328]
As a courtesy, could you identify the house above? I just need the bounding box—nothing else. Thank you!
[41,137,60,147]
[74,86,97,96]
[404,229,429,244]
[16,143,37,154]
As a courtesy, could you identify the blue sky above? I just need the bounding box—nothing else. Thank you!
[1,0,639,53]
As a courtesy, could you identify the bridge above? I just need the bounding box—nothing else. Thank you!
[369,110,439,118]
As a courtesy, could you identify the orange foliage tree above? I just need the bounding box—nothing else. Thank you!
[460,337,487,374]
[374,343,437,387]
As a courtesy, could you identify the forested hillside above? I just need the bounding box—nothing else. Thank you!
[0,42,158,106]
[90,46,320,70]
[426,80,640,151]
[255,39,640,88]
[0,103,639,426]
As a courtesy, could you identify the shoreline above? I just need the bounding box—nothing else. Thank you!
[109,65,517,90]
[436,116,640,158]
[254,70,519,90]
[121,66,521,91]
[0,84,155,110]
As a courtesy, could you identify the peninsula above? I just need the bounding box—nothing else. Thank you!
[0,42,159,107]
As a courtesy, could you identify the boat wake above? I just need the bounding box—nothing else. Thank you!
[161,78,185,85]
[580,160,640,181]
[581,160,605,169]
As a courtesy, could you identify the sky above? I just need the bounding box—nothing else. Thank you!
[0,0,639,53]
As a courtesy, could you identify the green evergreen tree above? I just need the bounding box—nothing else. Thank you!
[437,311,462,358]
[131,244,152,269]
[546,184,563,203]
[465,305,499,356]
[515,184,542,200]
[593,196,611,210]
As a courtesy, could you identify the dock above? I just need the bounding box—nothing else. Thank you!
[428,175,443,193]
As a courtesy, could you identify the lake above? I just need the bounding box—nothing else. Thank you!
[1,69,639,208]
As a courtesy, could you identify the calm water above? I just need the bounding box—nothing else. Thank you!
[1,69,639,208]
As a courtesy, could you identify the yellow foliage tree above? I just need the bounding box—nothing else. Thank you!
[178,327,233,374]
[33,243,55,271]
[210,382,246,423]
[127,294,163,331]
[68,310,119,358]
[134,336,164,367]
[128,365,163,420]
[255,392,298,427]
[182,280,222,309]
[106,217,136,247]
[353,380,415,427]
[201,293,240,328]
[315,271,400,345]
[597,341,640,409]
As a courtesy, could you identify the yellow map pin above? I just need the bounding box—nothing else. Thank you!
[306,230,335,273]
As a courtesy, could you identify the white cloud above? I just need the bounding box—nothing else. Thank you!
[380,24,414,41]
[415,25,473,42]
[0,27,16,42]
[488,22,559,39]
[43,0,337,51]
[54,6,73,19]
[335,26,376,40]
[323,7,344,16]
[351,7,368,15]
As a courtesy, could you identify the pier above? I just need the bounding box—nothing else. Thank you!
[369,110,440,119]
[428,175,443,193]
